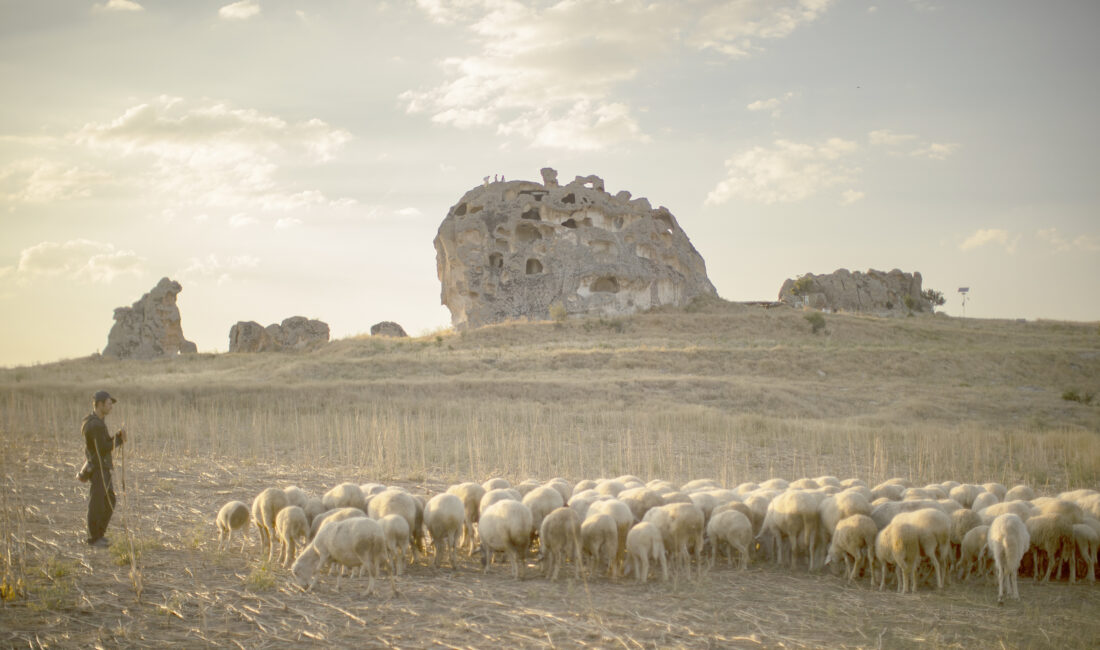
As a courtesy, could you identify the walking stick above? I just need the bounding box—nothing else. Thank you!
[118,426,143,600]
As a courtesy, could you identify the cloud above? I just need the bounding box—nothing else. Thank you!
[869,129,958,160]
[1037,228,1100,253]
[868,129,918,147]
[406,1,834,150]
[94,0,144,12]
[0,159,108,203]
[959,228,1019,253]
[840,189,865,205]
[219,1,261,20]
[76,96,352,213]
[746,92,796,117]
[395,207,423,217]
[705,137,859,205]
[910,142,959,160]
[14,240,144,284]
[178,253,259,285]
[274,217,301,229]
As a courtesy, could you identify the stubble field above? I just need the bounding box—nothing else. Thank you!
[2,299,1099,648]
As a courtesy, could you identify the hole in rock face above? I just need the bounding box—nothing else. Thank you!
[562,193,576,204]
[561,218,577,229]
[515,223,542,243]
[655,213,674,234]
[522,209,541,221]
[526,258,543,274]
[470,205,483,214]
[591,276,619,293]
[455,203,467,216]
[489,252,503,268]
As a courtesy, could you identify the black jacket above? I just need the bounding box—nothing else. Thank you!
[83,412,119,473]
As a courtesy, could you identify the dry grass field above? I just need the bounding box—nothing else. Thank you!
[2,299,1099,648]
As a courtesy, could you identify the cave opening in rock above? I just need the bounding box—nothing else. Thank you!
[522,208,541,221]
[592,276,619,293]
[515,223,542,243]
[489,252,503,268]
[562,218,577,229]
[562,193,576,204]
[526,258,543,274]
[455,202,467,216]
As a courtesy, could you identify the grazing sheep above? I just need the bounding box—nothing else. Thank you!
[820,491,872,540]
[546,478,573,505]
[870,499,944,529]
[982,483,1007,501]
[706,509,753,570]
[323,482,366,512]
[595,479,627,498]
[446,482,486,554]
[948,485,983,509]
[664,502,707,576]
[291,517,387,594]
[379,514,411,576]
[626,522,668,583]
[359,482,386,497]
[743,492,775,536]
[681,478,721,493]
[825,514,877,583]
[759,478,790,491]
[539,507,583,581]
[760,490,823,569]
[971,492,999,512]
[581,513,618,578]
[482,477,511,492]
[712,501,754,524]
[424,493,465,569]
[368,489,422,561]
[572,479,599,496]
[615,474,645,487]
[646,479,677,494]
[789,478,820,491]
[480,488,522,514]
[251,487,289,562]
[275,505,309,567]
[688,491,719,526]
[522,485,565,542]
[1004,485,1036,502]
[876,522,920,594]
[891,508,951,589]
[309,507,367,541]
[1025,514,1075,582]
[515,478,542,497]
[304,497,326,525]
[871,483,906,502]
[1033,498,1084,524]
[568,491,605,522]
[1072,522,1098,583]
[587,499,634,575]
[477,500,533,579]
[988,513,1029,602]
[661,491,693,505]
[283,486,309,511]
[618,487,663,522]
[950,509,982,555]
[978,500,1034,525]
[957,525,991,582]
[216,501,250,551]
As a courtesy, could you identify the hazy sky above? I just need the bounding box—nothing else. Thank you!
[2,0,1097,366]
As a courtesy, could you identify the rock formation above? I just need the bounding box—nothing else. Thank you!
[434,168,717,329]
[370,321,408,337]
[229,316,329,353]
[778,268,932,314]
[103,277,197,359]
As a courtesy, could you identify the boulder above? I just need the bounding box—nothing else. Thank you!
[228,316,329,353]
[778,268,932,314]
[103,277,196,359]
[434,168,717,329]
[370,321,408,337]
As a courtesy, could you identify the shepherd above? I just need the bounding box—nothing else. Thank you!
[80,390,126,547]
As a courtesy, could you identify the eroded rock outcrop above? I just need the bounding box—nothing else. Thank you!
[229,316,329,353]
[778,268,931,314]
[370,321,408,337]
[103,277,197,359]
[435,169,717,329]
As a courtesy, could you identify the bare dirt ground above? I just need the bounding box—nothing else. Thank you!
[3,452,1099,649]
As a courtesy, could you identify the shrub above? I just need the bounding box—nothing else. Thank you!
[548,301,567,323]
[1062,389,1094,404]
[791,274,816,297]
[804,312,826,334]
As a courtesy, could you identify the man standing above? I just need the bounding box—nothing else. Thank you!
[83,390,126,547]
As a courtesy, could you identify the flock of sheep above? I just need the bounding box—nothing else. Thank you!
[215,475,1100,603]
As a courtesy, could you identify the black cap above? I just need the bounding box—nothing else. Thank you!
[93,390,117,404]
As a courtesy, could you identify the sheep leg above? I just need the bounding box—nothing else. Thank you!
[1042,548,1056,582]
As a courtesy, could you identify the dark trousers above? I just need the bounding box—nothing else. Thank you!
[87,470,116,542]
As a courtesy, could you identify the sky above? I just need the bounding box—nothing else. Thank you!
[1,0,1098,367]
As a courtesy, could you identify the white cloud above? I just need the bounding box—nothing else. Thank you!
[910,142,959,160]
[746,92,796,117]
[406,1,834,150]
[0,159,108,203]
[219,1,261,20]
[869,129,958,160]
[868,129,918,147]
[179,253,259,285]
[275,217,302,229]
[395,207,423,217]
[228,213,257,228]
[840,189,865,205]
[705,137,859,205]
[94,0,144,12]
[14,240,144,284]
[76,97,352,213]
[1037,228,1100,253]
[960,228,1019,253]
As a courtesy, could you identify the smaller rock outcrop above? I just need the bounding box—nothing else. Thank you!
[229,316,329,353]
[103,277,196,359]
[370,321,408,338]
[778,268,931,314]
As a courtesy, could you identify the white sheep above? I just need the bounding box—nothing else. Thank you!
[323,482,366,512]
[446,482,486,554]
[1072,522,1098,583]
[283,486,309,510]
[291,516,388,594]
[216,500,250,551]
[681,478,721,493]
[971,491,999,512]
[480,488,522,514]
[759,490,823,569]
[572,479,599,496]
[368,488,422,561]
[309,507,367,541]
[275,505,309,567]
[891,508,951,589]
[618,487,663,522]
[957,524,991,582]
[424,493,465,569]
[595,479,627,498]
[515,478,542,497]
[482,477,511,492]
[477,499,533,579]
[545,478,573,505]
[978,500,1033,525]
[539,506,583,581]
[759,478,790,491]
[1025,514,1075,582]
[587,498,634,575]
[825,514,877,583]
[625,521,668,583]
[378,513,411,576]
[875,522,920,594]
[522,485,565,542]
[581,513,618,578]
[567,491,605,522]
[948,484,983,509]
[304,497,326,525]
[950,508,983,562]
[1004,484,1036,502]
[251,487,288,562]
[982,482,1007,501]
[706,509,752,570]
[988,513,1029,602]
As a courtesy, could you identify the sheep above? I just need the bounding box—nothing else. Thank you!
[988,513,1029,602]
[957,525,991,582]
[661,491,693,505]
[572,479,599,496]
[539,507,583,581]
[216,500,250,551]
[820,491,872,540]
[647,479,677,494]
[681,478,721,493]
[759,490,823,569]
[625,522,668,583]
[515,478,542,497]
[275,505,309,567]
[978,500,1033,525]
[789,478,820,491]
[446,482,486,554]
[522,485,565,542]
[712,501,754,524]
[618,487,663,522]
[323,482,366,512]
[378,514,411,576]
[948,484,983,509]
[742,492,775,536]
[665,502,706,576]
[871,483,906,502]
[251,487,288,562]
[870,499,943,529]
[368,488,422,561]
[1025,514,1075,582]
[903,487,943,501]
[587,499,634,575]
[477,499,533,579]
[424,493,465,569]
[546,478,573,505]
[950,509,983,562]
[971,492,999,512]
[304,497,326,525]
[824,514,877,583]
[615,474,645,487]
[1004,485,1036,502]
[1033,498,1084,524]
[688,491,719,526]
[581,513,618,578]
[706,509,753,570]
[759,478,789,491]
[480,488,522,514]
[568,491,605,522]
[359,482,386,497]
[983,483,1008,501]
[891,508,951,589]
[309,507,366,541]
[291,516,388,594]
[875,522,920,594]
[595,479,627,498]
[1072,523,1098,583]
[482,477,511,492]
